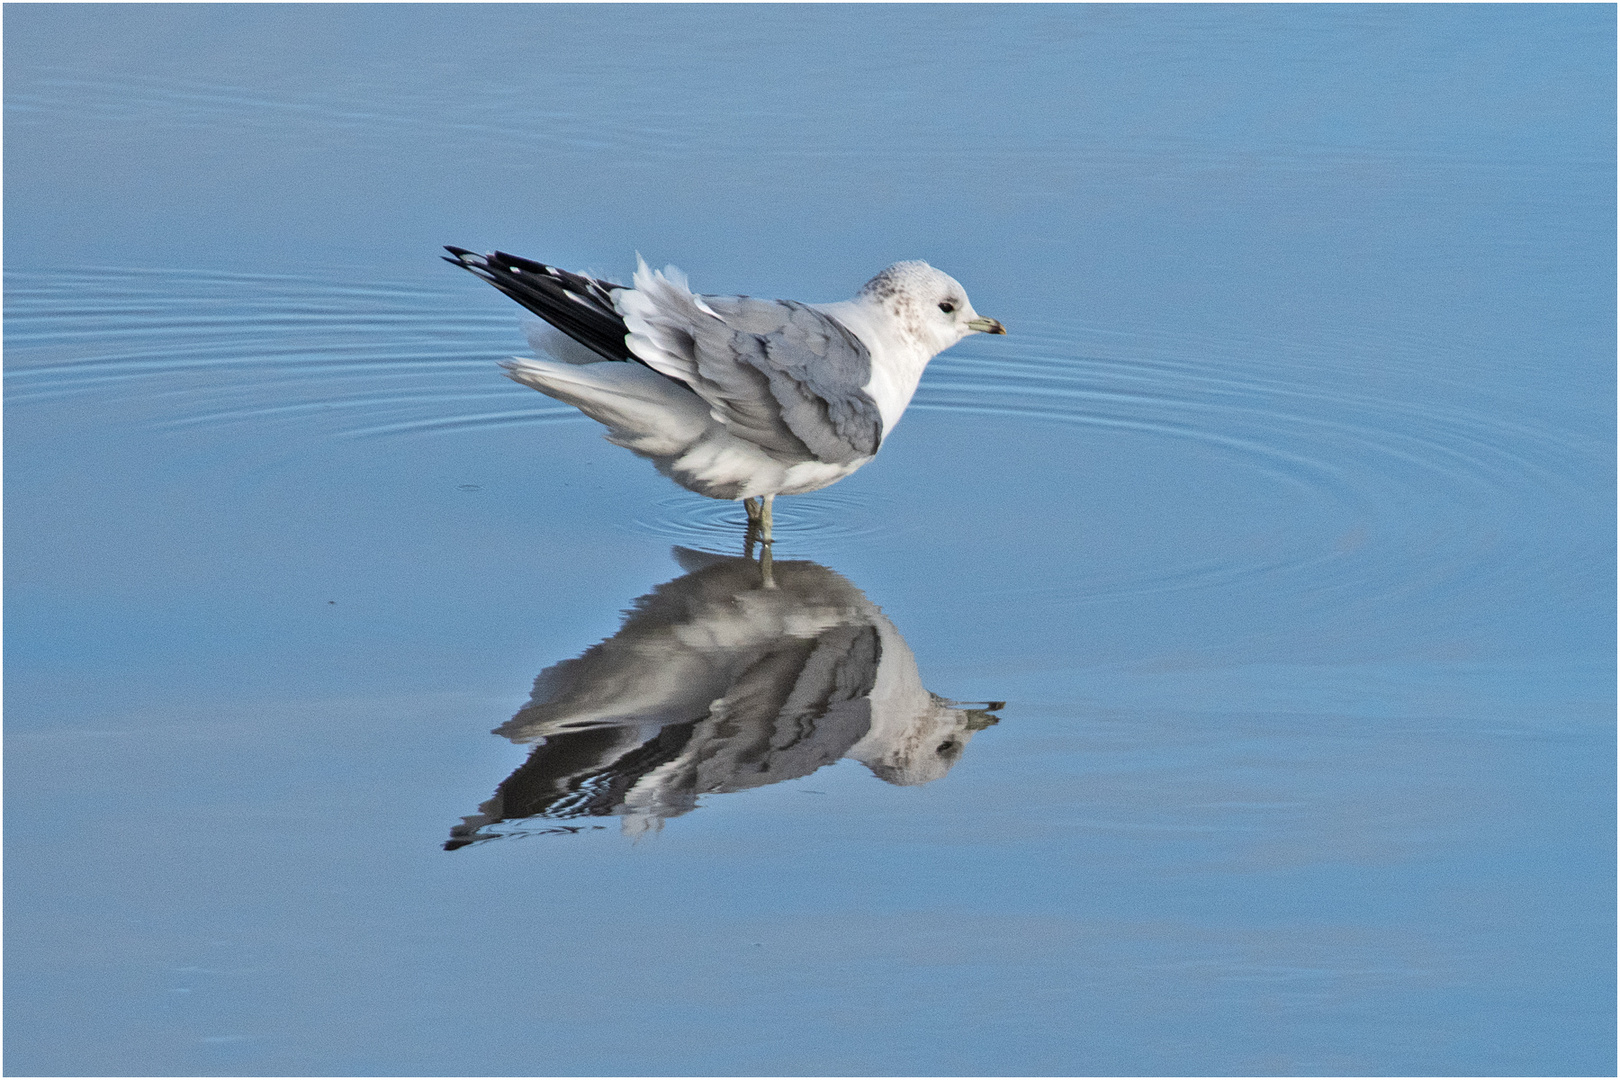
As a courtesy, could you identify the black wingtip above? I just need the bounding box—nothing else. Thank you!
[441,244,637,364]
[444,246,489,273]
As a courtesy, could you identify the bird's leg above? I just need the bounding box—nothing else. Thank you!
[757,494,777,590]
[741,497,762,557]
[742,496,762,558]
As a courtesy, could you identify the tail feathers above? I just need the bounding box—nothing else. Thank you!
[445,247,634,363]
[671,546,733,574]
[523,318,602,366]
[501,357,712,456]
[616,257,725,387]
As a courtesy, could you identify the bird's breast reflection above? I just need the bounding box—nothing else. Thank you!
[448,548,1002,848]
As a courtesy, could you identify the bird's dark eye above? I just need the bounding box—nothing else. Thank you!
[938,301,955,314]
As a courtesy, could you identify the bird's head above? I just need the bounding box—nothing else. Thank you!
[858,261,1006,356]
[859,694,1003,787]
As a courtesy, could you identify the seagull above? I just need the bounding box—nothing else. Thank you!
[444,247,1006,552]
[445,547,1003,845]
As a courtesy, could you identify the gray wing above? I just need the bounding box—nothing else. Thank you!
[689,297,882,465]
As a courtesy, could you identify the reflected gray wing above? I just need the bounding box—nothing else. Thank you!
[448,555,884,846]
[682,297,882,465]
[447,617,879,844]
[690,623,878,794]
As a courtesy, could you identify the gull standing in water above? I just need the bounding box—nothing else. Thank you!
[445,248,1006,565]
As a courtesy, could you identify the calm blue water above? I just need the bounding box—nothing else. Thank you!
[6,6,1614,1076]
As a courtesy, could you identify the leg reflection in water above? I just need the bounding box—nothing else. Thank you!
[447,548,1002,848]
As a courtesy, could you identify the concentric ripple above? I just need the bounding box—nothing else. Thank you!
[624,488,889,553]
[7,266,1599,613]
[4,267,586,445]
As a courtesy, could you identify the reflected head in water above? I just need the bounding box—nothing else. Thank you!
[447,548,1002,849]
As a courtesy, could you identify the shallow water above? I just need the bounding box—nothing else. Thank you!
[6,6,1614,1076]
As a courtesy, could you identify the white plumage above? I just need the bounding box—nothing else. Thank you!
[445,549,1003,845]
[447,249,1005,545]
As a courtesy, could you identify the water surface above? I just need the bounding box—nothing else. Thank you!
[6,6,1614,1076]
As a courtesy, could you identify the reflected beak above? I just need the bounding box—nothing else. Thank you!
[964,709,1001,731]
[967,317,1007,335]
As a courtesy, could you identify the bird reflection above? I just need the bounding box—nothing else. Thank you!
[447,548,1002,848]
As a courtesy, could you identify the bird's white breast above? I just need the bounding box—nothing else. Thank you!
[812,299,936,439]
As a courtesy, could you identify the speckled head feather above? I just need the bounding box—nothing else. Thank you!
[858,260,941,302]
[857,260,984,354]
